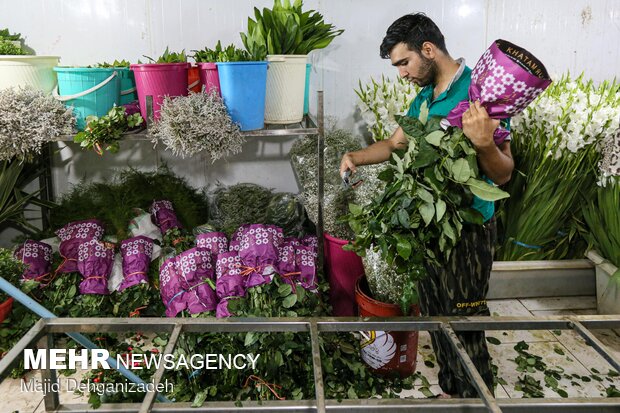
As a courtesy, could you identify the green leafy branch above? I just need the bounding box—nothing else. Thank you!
[343,110,509,309]
[74,106,143,155]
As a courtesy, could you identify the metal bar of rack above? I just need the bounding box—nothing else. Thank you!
[1,315,620,412]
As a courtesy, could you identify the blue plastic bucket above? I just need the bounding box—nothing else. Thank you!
[116,67,137,104]
[303,63,311,115]
[216,61,267,131]
[53,67,121,130]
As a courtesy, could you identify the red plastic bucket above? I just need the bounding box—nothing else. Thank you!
[130,63,190,121]
[188,66,201,93]
[355,276,420,378]
[323,233,364,316]
[0,297,14,322]
[197,62,221,96]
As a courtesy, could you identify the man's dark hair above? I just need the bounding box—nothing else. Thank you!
[380,13,448,58]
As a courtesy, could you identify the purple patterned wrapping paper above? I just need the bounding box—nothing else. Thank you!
[77,239,115,295]
[295,245,318,291]
[195,232,229,261]
[215,251,244,318]
[159,257,185,317]
[300,235,318,251]
[55,219,105,274]
[232,225,251,242]
[150,200,183,235]
[277,240,299,291]
[175,247,217,314]
[118,236,153,292]
[228,240,241,252]
[14,240,52,282]
[446,39,552,145]
[238,224,283,288]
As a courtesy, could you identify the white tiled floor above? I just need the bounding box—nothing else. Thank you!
[2,296,620,411]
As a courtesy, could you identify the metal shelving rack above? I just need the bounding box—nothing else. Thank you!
[41,92,326,268]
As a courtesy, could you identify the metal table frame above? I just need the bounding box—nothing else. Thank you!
[2,314,620,412]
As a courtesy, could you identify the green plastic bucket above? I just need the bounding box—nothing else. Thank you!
[303,63,311,115]
[53,67,121,130]
[116,67,137,104]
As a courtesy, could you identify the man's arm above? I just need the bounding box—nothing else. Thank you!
[339,126,408,177]
[462,101,514,185]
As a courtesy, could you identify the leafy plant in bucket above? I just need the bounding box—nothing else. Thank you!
[241,0,343,56]
[193,41,224,63]
[95,59,131,68]
[215,44,253,62]
[0,28,25,55]
[344,111,509,313]
[144,47,187,63]
[0,41,24,55]
[74,106,144,155]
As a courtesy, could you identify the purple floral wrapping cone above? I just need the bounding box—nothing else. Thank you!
[56,219,105,274]
[239,224,284,288]
[118,236,153,292]
[277,240,298,291]
[175,247,217,314]
[159,257,185,317]
[150,200,183,235]
[282,237,301,249]
[300,235,318,252]
[232,224,251,242]
[195,232,229,261]
[295,245,318,291]
[446,39,551,145]
[229,240,241,252]
[215,251,244,318]
[77,239,115,295]
[216,300,233,318]
[14,240,52,282]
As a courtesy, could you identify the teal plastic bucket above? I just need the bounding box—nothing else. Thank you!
[303,63,311,115]
[53,67,121,130]
[116,67,137,104]
[216,61,267,131]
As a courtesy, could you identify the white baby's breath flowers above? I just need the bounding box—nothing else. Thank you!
[150,92,244,161]
[0,87,75,161]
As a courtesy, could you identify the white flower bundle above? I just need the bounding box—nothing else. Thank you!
[0,87,75,161]
[512,74,620,158]
[500,74,620,261]
[150,92,244,161]
[355,75,418,142]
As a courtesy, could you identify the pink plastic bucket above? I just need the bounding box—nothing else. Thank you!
[323,232,364,316]
[130,63,190,121]
[197,62,220,96]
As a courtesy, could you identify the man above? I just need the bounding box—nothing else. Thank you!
[340,13,514,398]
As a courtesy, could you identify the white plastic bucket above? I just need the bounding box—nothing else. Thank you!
[264,54,308,124]
[0,56,60,94]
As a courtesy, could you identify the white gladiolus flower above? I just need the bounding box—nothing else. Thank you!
[356,75,418,141]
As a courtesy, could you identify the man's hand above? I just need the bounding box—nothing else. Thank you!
[462,100,499,150]
[340,153,357,178]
